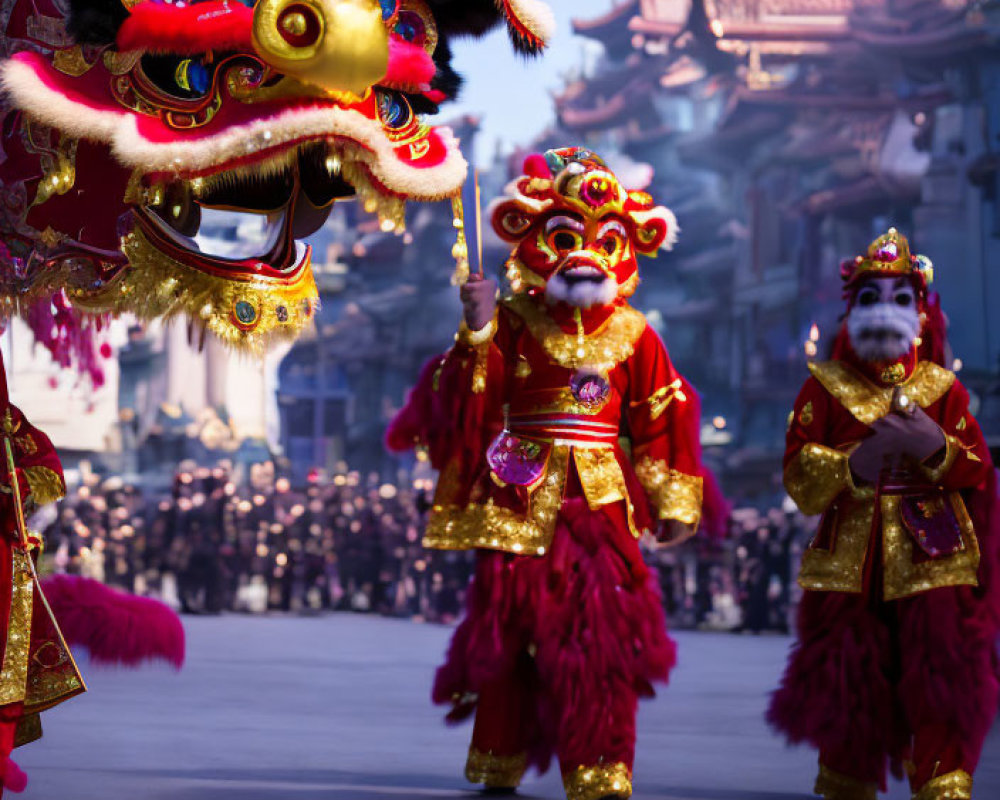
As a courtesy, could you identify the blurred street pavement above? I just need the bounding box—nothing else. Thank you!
[18,615,1000,800]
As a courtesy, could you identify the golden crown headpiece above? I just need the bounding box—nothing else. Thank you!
[841,227,933,288]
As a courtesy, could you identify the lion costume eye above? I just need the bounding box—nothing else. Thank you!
[141,54,215,100]
[390,0,437,54]
[599,235,621,256]
[394,11,426,45]
[597,220,626,257]
[544,215,584,253]
[549,230,581,252]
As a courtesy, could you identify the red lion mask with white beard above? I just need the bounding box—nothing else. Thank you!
[489,148,677,309]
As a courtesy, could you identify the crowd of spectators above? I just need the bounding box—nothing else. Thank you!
[38,460,811,632]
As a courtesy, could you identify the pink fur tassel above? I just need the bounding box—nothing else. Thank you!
[24,293,107,389]
[384,39,436,89]
[1,755,27,793]
[41,575,185,669]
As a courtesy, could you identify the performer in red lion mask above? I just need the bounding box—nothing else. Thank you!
[388,148,726,800]
[768,228,1000,800]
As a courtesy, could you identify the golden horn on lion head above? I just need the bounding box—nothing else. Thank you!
[252,0,388,97]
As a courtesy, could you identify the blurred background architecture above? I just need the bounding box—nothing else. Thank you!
[4,0,999,630]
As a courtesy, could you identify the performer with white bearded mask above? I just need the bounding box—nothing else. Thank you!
[768,228,1000,800]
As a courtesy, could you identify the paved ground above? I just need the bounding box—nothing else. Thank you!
[16,615,1000,799]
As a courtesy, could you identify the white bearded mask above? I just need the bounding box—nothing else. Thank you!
[846,276,922,362]
[544,251,619,309]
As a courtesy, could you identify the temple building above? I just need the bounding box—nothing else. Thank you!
[554,0,1000,500]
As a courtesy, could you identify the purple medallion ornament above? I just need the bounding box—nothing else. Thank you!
[487,432,551,487]
[570,370,611,409]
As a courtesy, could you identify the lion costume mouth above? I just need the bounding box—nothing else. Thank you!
[0,0,554,352]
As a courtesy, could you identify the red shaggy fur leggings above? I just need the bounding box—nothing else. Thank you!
[768,584,999,792]
[433,499,676,781]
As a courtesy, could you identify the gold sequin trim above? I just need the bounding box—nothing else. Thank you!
[465,747,526,789]
[799,501,873,595]
[23,466,65,506]
[920,435,960,484]
[471,344,489,394]
[807,361,955,425]
[642,379,686,421]
[13,713,41,749]
[783,444,859,517]
[15,434,37,456]
[912,769,972,800]
[0,550,34,705]
[633,456,702,526]
[526,387,610,416]
[504,295,646,373]
[456,316,497,394]
[91,224,320,353]
[798,491,981,600]
[25,656,85,712]
[574,447,628,510]
[456,317,497,347]
[52,45,96,77]
[881,362,907,385]
[564,762,632,800]
[424,446,569,554]
[881,493,979,601]
[814,762,877,800]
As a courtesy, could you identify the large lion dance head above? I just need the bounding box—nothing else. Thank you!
[0,0,553,353]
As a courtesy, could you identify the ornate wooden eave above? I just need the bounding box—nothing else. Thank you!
[557,92,633,131]
[572,0,641,56]
[630,16,850,42]
[726,84,952,113]
[851,22,992,56]
[794,174,918,216]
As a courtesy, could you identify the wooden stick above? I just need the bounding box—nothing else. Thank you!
[474,169,484,277]
[2,411,29,550]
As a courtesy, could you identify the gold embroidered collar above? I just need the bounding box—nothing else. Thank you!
[808,360,955,425]
[503,295,646,373]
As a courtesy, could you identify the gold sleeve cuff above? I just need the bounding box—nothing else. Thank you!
[783,443,851,515]
[920,434,960,484]
[456,316,497,347]
[633,456,702,526]
[23,466,65,506]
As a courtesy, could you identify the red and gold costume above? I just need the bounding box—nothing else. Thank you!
[768,230,1000,800]
[0,352,85,796]
[389,149,714,800]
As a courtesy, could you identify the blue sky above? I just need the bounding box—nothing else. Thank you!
[443,0,614,165]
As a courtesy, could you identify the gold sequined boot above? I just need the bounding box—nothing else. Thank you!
[465,747,526,793]
[912,770,972,800]
[814,763,877,800]
[563,762,632,800]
